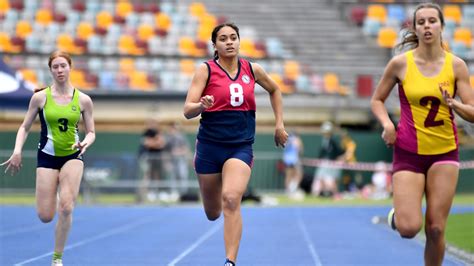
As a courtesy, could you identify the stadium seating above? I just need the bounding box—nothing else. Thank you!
[1,0,472,97]
[377,27,398,48]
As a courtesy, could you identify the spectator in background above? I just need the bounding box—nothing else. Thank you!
[1,51,95,266]
[311,121,344,198]
[166,122,192,198]
[283,131,304,199]
[371,3,474,265]
[339,131,357,194]
[361,161,392,200]
[137,118,166,203]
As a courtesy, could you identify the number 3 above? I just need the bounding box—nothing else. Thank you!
[420,96,444,128]
[58,118,69,132]
[229,84,244,107]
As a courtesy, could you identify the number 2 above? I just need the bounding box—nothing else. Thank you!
[420,96,444,128]
[229,84,244,107]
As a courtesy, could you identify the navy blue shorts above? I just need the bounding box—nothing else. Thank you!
[37,150,83,170]
[194,140,253,174]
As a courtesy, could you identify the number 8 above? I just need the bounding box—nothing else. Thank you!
[229,84,244,107]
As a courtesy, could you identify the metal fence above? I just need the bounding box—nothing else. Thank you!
[0,150,286,193]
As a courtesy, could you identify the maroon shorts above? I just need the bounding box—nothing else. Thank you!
[392,145,459,175]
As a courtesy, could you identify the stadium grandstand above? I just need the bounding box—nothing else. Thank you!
[0,0,473,195]
[1,1,474,265]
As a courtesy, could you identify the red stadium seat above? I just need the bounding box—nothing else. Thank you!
[10,0,24,11]
[350,6,366,27]
[356,75,373,97]
[71,0,85,12]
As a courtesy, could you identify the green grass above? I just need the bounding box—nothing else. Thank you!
[1,192,473,206]
[446,213,474,253]
[270,193,474,206]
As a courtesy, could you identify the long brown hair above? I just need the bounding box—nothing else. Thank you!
[35,51,73,93]
[395,3,446,52]
[211,22,240,59]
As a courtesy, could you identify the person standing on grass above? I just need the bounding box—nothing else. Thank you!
[371,3,474,265]
[1,51,95,266]
[184,22,288,266]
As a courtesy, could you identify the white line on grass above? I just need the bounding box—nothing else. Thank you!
[296,209,323,266]
[14,217,157,266]
[167,220,223,266]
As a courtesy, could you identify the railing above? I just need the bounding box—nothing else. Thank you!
[0,150,285,194]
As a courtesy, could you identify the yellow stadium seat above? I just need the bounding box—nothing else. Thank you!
[470,75,474,89]
[137,23,155,41]
[70,70,88,89]
[20,69,38,85]
[96,11,113,29]
[0,32,11,52]
[367,5,387,23]
[377,27,398,48]
[155,12,171,31]
[269,73,292,94]
[16,20,33,38]
[0,0,10,14]
[443,5,462,24]
[240,38,265,58]
[130,71,154,91]
[323,73,340,93]
[189,2,207,18]
[118,34,137,55]
[180,59,196,76]
[76,22,94,40]
[199,13,217,27]
[179,36,197,56]
[337,85,350,96]
[36,9,53,25]
[197,23,213,42]
[119,58,135,72]
[56,33,74,53]
[284,60,300,80]
[116,1,133,18]
[453,28,472,47]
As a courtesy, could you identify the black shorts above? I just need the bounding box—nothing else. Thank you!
[37,150,83,170]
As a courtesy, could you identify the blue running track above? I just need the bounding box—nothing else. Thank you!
[0,205,471,265]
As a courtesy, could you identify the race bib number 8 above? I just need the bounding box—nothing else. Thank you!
[230,83,244,107]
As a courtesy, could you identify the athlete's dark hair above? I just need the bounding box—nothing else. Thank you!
[211,22,240,59]
[395,3,446,52]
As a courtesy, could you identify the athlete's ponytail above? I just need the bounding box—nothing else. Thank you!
[34,87,47,93]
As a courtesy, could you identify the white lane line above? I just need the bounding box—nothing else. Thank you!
[14,217,156,266]
[296,209,323,266]
[167,220,223,266]
[0,218,87,238]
